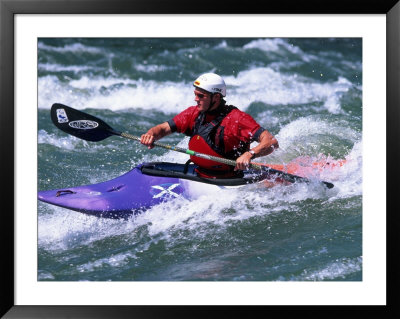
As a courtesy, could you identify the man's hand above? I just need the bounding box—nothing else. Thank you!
[140,122,172,150]
[235,151,253,171]
[140,133,155,149]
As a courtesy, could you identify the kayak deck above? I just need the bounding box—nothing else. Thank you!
[140,162,272,186]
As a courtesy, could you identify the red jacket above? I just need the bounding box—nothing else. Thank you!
[167,103,265,176]
[169,105,264,153]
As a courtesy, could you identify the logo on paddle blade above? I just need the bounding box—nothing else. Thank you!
[56,108,69,123]
[150,183,181,199]
[68,120,99,130]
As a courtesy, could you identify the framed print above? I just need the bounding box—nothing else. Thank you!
[1,0,399,317]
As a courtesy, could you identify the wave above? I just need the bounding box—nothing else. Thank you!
[276,116,361,147]
[295,256,362,281]
[38,42,104,54]
[38,63,102,73]
[244,38,305,56]
[38,67,357,115]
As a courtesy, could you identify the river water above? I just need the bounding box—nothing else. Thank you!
[37,38,362,282]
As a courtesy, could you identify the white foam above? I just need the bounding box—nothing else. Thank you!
[38,66,356,115]
[225,69,354,114]
[38,206,134,252]
[276,116,360,147]
[38,129,90,150]
[76,252,136,273]
[298,256,362,281]
[38,75,193,112]
[243,38,304,56]
[38,63,100,73]
[134,63,175,73]
[325,141,363,199]
[68,76,135,90]
[127,178,332,243]
[38,42,103,54]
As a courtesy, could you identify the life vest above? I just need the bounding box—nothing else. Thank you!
[188,104,250,177]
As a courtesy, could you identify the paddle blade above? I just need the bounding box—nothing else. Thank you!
[50,103,120,142]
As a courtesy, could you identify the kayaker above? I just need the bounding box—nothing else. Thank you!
[140,73,279,178]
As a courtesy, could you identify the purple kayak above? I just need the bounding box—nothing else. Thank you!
[38,162,270,219]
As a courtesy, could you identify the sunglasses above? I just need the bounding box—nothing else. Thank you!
[194,92,208,99]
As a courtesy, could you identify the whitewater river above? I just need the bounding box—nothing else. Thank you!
[38,38,362,282]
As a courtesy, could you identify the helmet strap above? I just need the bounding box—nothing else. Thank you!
[205,93,217,113]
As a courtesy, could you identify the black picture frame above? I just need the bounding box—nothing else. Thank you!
[1,0,398,318]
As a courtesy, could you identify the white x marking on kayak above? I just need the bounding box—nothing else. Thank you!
[151,183,180,199]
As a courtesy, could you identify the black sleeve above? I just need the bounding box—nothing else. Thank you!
[167,119,177,133]
[253,127,266,142]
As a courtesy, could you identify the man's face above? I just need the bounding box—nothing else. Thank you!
[194,89,213,113]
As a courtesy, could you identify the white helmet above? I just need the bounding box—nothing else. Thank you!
[193,73,226,97]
